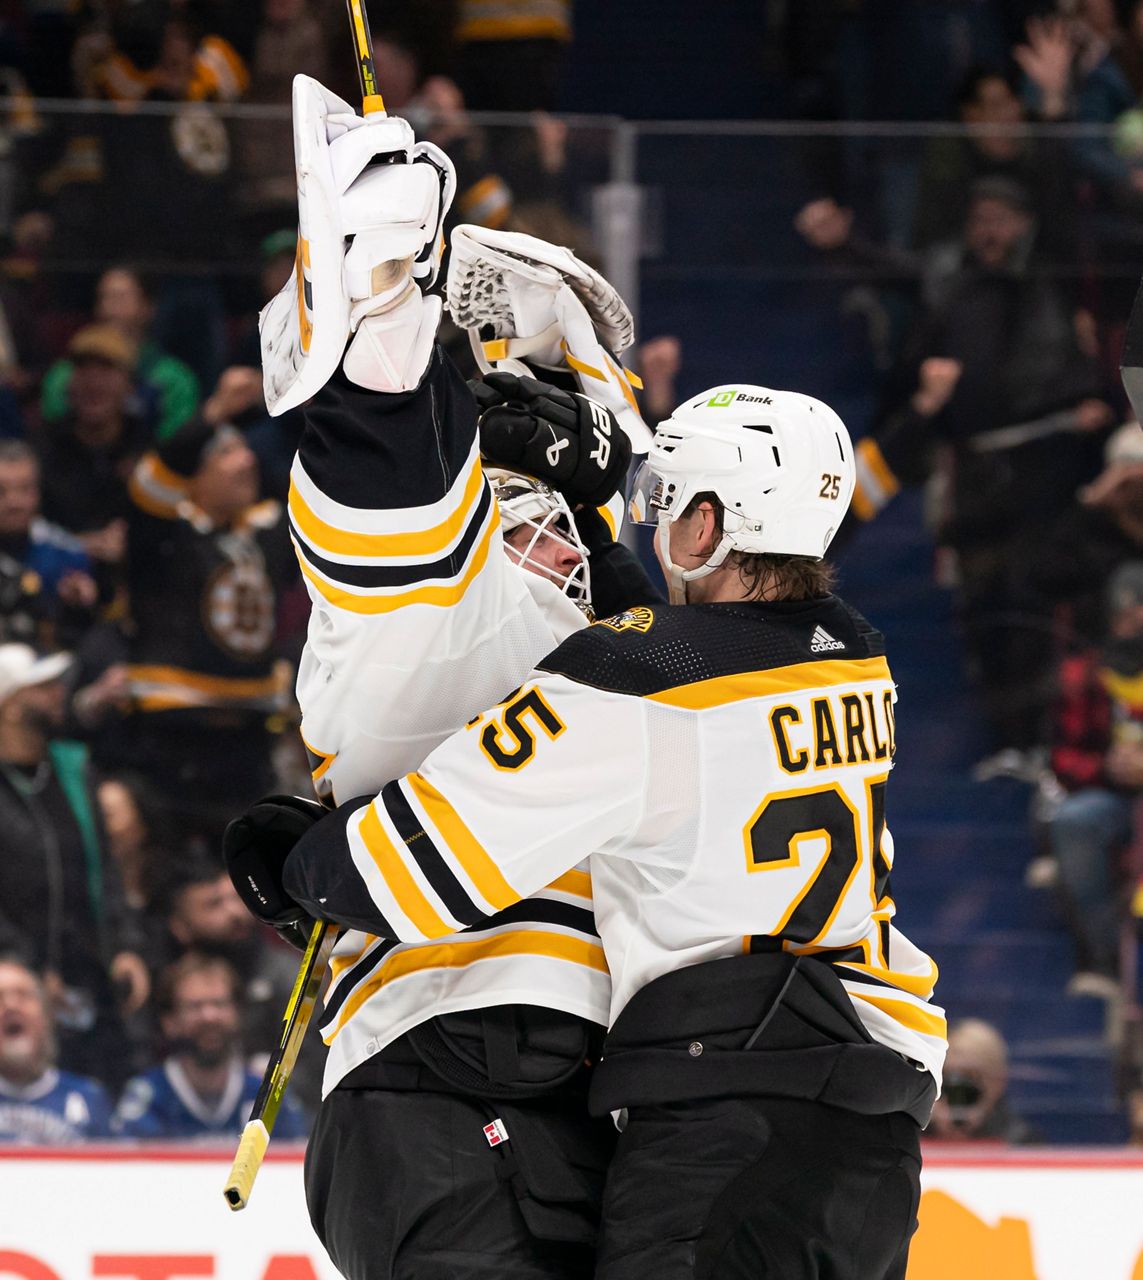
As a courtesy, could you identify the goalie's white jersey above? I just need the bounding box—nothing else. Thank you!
[289,350,607,1092]
[287,597,947,1090]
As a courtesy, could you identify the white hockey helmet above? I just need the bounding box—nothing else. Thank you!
[487,468,591,608]
[629,384,855,600]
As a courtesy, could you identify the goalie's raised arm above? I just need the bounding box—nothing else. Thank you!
[259,74,456,414]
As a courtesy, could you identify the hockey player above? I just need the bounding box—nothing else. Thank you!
[225,76,654,1279]
[232,383,946,1280]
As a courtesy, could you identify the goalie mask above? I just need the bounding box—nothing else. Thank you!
[629,384,855,603]
[488,468,591,608]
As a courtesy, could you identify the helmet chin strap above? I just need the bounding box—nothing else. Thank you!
[658,516,734,605]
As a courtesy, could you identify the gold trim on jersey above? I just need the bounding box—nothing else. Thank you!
[646,656,893,710]
[357,802,455,940]
[839,956,940,1001]
[294,504,500,615]
[129,452,192,520]
[322,928,607,1043]
[289,452,485,561]
[849,989,947,1039]
[127,663,288,711]
[547,869,592,899]
[407,771,519,911]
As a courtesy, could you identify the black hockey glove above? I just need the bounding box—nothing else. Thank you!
[223,795,327,951]
[471,370,632,508]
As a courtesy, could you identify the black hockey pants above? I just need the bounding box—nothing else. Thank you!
[304,1021,615,1280]
[594,1096,921,1280]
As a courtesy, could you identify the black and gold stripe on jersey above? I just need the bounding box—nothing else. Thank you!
[288,773,524,943]
[289,462,500,616]
[317,871,603,1047]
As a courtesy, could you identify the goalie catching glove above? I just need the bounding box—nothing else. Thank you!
[260,75,456,413]
[447,224,652,453]
[473,371,632,508]
[223,795,327,951]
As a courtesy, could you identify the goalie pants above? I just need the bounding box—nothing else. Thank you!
[594,1097,922,1280]
[304,1037,615,1280]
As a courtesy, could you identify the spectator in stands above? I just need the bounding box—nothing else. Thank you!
[151,851,322,1108]
[96,773,167,914]
[91,13,242,387]
[0,955,112,1143]
[40,266,200,442]
[1066,0,1143,212]
[928,1018,1039,1144]
[847,177,1113,756]
[36,324,150,559]
[453,0,571,112]
[104,398,297,848]
[0,440,99,650]
[0,643,148,1085]
[84,5,249,105]
[913,58,1075,260]
[236,0,330,245]
[1047,561,1143,997]
[1025,421,1143,652]
[112,952,306,1139]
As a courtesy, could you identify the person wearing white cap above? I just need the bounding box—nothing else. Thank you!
[0,643,149,1087]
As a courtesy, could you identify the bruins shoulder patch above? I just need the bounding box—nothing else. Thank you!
[596,606,655,634]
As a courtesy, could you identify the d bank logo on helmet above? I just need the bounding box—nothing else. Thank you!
[707,390,774,407]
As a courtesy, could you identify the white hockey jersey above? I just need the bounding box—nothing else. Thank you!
[287,351,608,1092]
[285,596,947,1090]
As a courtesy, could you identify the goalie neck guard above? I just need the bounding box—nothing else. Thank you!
[487,468,591,609]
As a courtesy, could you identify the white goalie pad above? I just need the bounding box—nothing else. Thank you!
[260,75,456,414]
[446,224,651,451]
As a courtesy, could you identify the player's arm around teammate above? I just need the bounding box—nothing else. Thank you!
[232,383,945,1280]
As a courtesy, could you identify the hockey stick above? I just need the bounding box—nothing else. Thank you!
[345,0,386,116]
[223,919,337,1210]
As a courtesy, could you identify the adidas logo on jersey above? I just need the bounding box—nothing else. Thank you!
[810,625,846,653]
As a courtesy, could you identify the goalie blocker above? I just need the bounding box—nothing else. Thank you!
[259,74,456,411]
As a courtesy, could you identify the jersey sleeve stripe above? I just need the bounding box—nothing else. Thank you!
[288,448,485,560]
[128,453,190,519]
[293,503,499,615]
[478,897,598,936]
[324,937,399,1026]
[289,482,493,588]
[848,989,947,1040]
[546,869,593,900]
[382,780,489,927]
[356,802,457,941]
[644,656,893,710]
[406,771,520,911]
[836,958,940,1000]
[321,928,608,1043]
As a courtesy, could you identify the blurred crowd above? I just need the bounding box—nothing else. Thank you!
[0,0,1141,1145]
